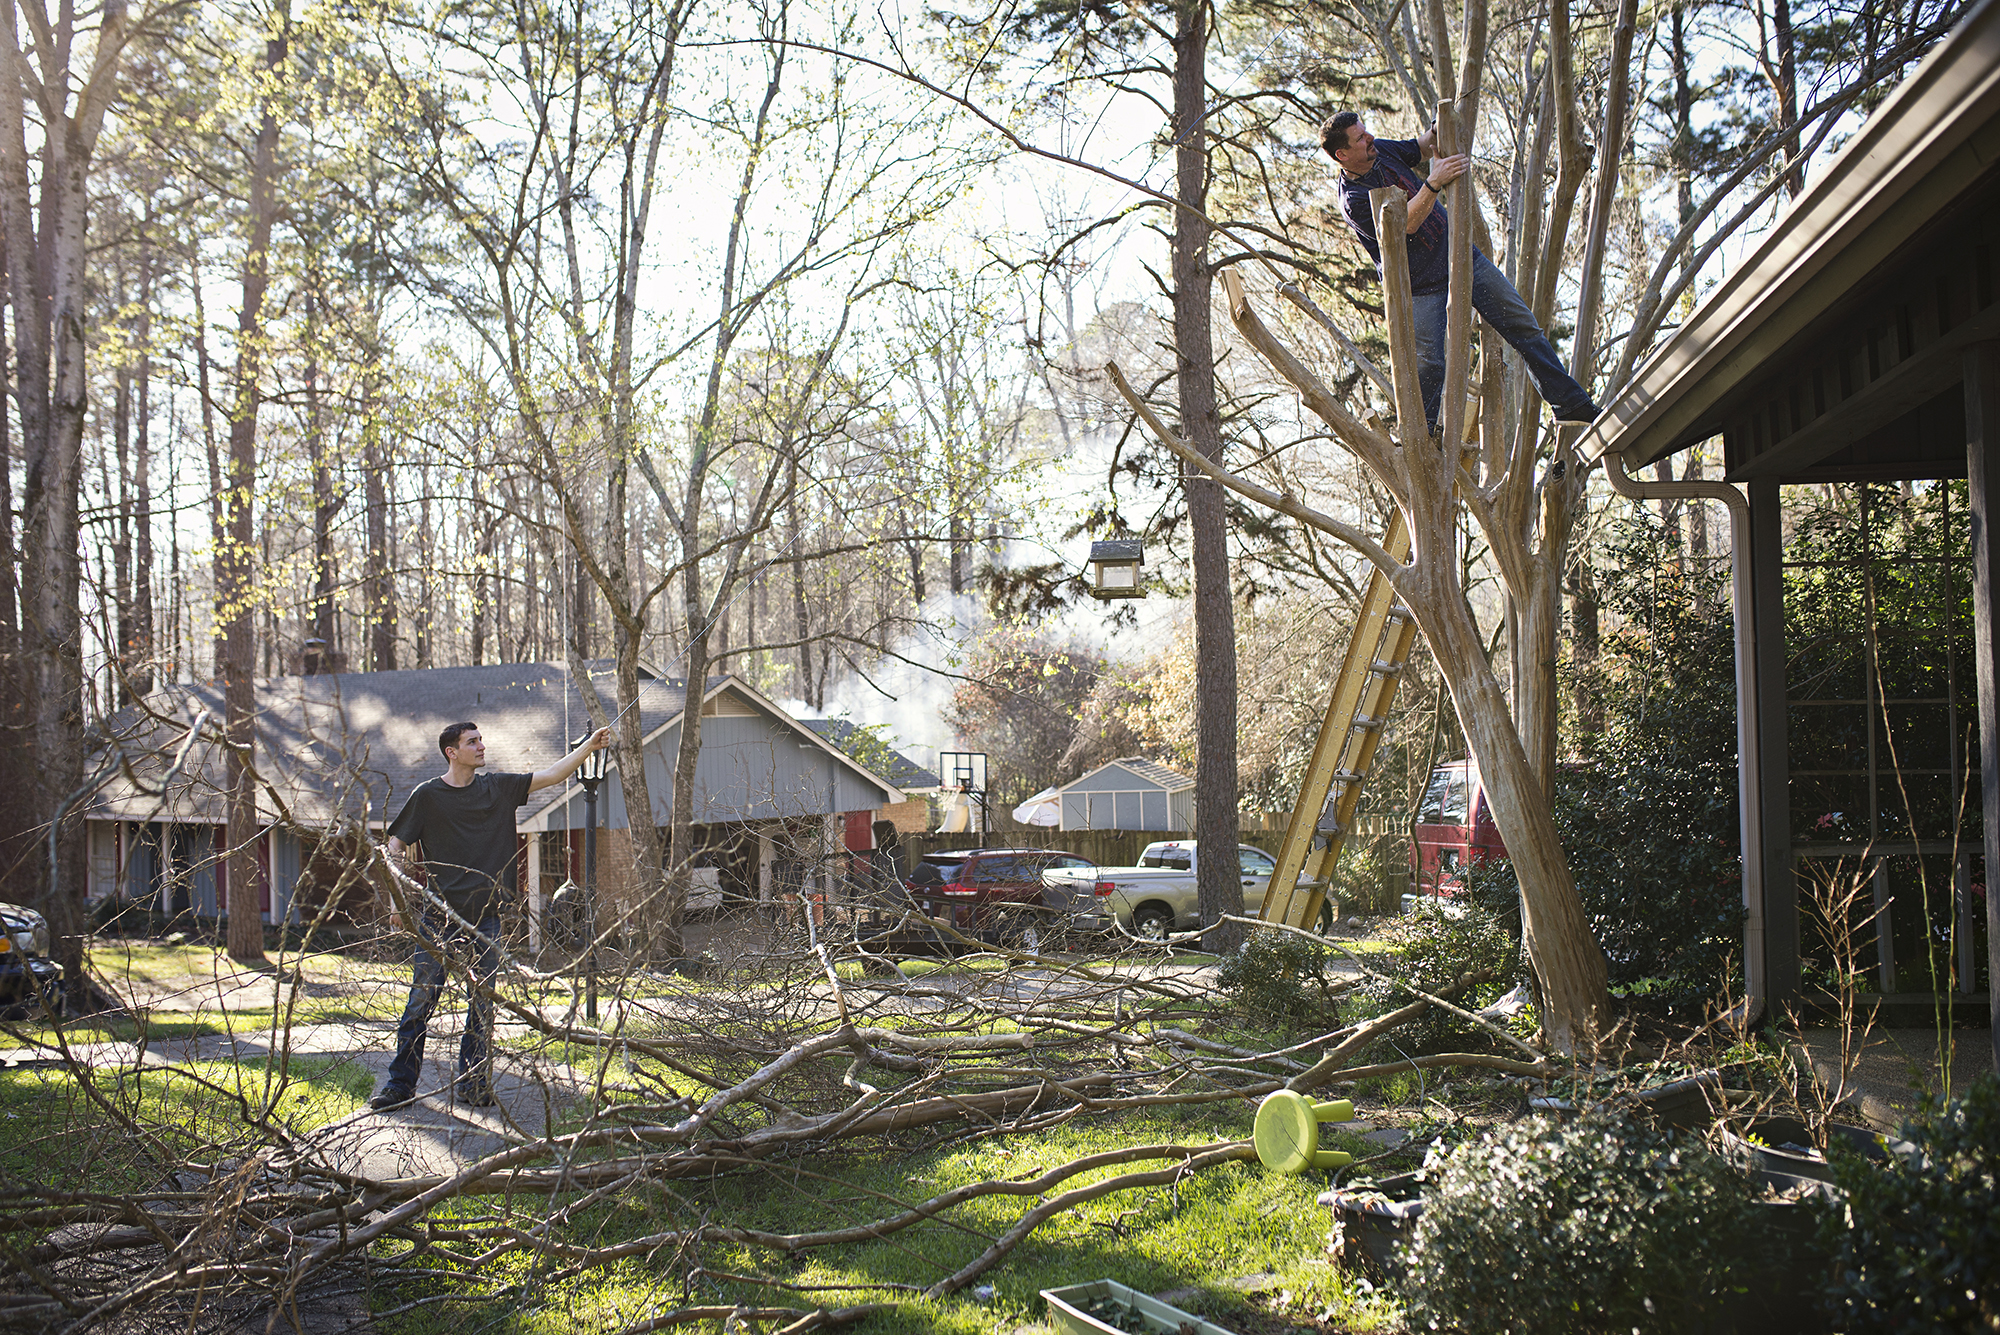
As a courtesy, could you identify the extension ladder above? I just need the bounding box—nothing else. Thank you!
[1257,509,1419,931]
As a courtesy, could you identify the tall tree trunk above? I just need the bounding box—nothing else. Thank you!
[0,0,131,994]
[1171,0,1242,948]
[111,306,133,706]
[362,369,395,670]
[1671,0,1695,229]
[1774,0,1802,196]
[471,501,490,665]
[221,10,287,965]
[131,238,154,696]
[0,286,12,662]
[948,512,966,596]
[418,460,433,667]
[790,468,810,698]
[192,250,224,679]
[306,288,337,657]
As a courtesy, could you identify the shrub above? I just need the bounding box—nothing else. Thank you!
[1399,1111,1756,1334]
[1365,899,1518,1053]
[1821,1072,2000,1332]
[1217,929,1346,1030]
[1327,839,1393,916]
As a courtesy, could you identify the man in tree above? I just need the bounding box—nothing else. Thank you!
[371,722,611,1111]
[1322,111,1601,432]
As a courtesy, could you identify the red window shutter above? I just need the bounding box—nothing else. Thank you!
[844,811,874,852]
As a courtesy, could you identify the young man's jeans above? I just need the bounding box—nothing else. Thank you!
[385,911,501,1092]
[1412,249,1594,430]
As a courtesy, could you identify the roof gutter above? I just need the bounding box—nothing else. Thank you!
[1602,453,1765,1026]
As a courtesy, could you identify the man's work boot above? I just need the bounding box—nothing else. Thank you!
[454,1079,496,1108]
[368,1083,416,1112]
[1554,399,1602,426]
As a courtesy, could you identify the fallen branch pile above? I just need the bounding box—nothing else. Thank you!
[0,882,1552,1333]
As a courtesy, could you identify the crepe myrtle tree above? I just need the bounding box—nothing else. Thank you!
[1107,0,1617,1046]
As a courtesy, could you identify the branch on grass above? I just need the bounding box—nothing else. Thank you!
[923,1141,1258,1298]
[612,1303,895,1335]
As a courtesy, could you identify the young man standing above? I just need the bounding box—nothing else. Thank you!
[1322,110,1600,433]
[370,721,611,1111]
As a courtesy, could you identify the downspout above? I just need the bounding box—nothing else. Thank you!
[1602,452,1766,1025]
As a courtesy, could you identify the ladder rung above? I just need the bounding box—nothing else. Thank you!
[1384,604,1414,622]
[1316,819,1345,837]
[1331,769,1366,785]
[1369,659,1404,676]
[1350,714,1385,732]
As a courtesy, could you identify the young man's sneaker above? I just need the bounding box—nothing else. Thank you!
[368,1084,416,1112]
[455,1080,496,1108]
[1554,401,1602,426]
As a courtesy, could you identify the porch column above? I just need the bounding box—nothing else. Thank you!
[1964,341,2000,1072]
[525,831,544,954]
[1750,475,1798,1007]
[758,829,775,907]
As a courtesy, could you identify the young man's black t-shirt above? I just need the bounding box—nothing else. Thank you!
[386,771,533,919]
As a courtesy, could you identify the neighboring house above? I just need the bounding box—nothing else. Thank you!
[87,662,904,939]
[796,717,941,835]
[1055,758,1194,832]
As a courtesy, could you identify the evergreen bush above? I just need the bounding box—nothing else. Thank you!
[1216,929,1345,1030]
[1399,1111,1756,1334]
[1366,899,1518,1052]
[1820,1072,2000,1332]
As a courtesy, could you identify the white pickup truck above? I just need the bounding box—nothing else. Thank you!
[1040,840,1278,939]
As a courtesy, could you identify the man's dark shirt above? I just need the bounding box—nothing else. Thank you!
[1336,137,1451,295]
[386,771,532,919]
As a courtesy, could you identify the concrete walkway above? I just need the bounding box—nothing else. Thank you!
[1799,1025,1996,1131]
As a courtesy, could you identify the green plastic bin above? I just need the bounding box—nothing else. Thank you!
[1040,1279,1235,1335]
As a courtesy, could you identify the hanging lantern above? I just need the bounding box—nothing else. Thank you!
[1088,539,1145,599]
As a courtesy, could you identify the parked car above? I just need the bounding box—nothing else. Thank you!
[1041,841,1279,940]
[904,848,1095,942]
[0,902,63,1015]
[1411,760,1507,897]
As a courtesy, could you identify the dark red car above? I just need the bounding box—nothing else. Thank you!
[1411,760,1507,895]
[906,847,1095,941]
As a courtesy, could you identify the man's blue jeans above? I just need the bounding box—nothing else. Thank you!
[1412,249,1594,430]
[385,912,501,1092]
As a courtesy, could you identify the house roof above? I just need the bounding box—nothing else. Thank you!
[90,662,903,831]
[1062,757,1194,793]
[91,662,684,828]
[1576,0,2000,475]
[797,718,942,790]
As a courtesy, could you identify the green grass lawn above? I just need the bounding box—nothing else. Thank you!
[371,1104,1398,1334]
[0,1054,372,1192]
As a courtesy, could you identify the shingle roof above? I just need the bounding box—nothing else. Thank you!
[1065,757,1194,792]
[797,718,942,790]
[90,662,691,829]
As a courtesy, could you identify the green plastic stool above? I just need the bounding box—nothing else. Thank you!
[1253,1090,1355,1174]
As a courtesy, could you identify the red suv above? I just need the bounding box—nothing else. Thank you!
[1411,760,1507,895]
[907,848,1095,941]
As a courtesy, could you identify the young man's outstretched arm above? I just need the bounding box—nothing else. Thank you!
[530,728,613,793]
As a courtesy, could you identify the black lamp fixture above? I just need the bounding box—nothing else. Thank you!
[571,732,612,1022]
[575,732,610,785]
[1088,539,1145,599]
